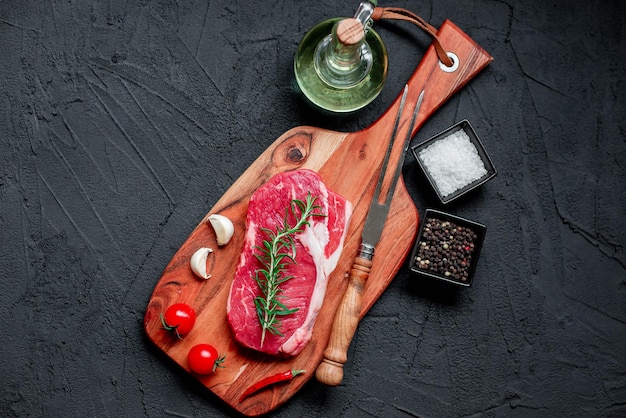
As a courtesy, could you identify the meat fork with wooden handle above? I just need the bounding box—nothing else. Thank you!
[316,86,425,386]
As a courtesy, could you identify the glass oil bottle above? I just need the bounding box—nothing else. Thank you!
[294,1,388,113]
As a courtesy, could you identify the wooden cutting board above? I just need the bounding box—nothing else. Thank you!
[144,20,492,416]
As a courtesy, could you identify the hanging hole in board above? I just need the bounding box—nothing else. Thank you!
[439,52,459,73]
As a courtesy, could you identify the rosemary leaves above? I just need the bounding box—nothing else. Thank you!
[252,193,326,347]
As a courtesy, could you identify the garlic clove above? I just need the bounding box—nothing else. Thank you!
[207,213,234,246]
[190,247,213,280]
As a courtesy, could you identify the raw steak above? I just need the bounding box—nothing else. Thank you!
[227,169,352,356]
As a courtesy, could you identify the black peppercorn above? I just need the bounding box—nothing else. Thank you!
[414,216,479,283]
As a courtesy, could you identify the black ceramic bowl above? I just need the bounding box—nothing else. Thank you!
[411,119,497,204]
[409,209,486,287]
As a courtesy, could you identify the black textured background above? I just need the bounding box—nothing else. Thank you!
[1,1,625,417]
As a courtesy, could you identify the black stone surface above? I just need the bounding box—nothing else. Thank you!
[1,1,624,417]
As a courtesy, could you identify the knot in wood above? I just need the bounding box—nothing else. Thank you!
[286,146,304,162]
[358,144,367,160]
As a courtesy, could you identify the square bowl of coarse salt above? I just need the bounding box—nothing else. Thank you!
[411,119,497,204]
[409,209,486,287]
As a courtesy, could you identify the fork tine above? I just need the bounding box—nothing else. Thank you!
[384,89,424,206]
[371,84,409,200]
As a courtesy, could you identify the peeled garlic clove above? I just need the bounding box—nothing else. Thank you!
[190,247,213,280]
[207,213,234,246]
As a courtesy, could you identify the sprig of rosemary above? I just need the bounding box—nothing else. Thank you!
[253,193,326,348]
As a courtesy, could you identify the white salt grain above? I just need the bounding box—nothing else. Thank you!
[418,129,487,198]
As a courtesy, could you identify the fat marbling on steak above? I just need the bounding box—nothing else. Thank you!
[227,169,353,356]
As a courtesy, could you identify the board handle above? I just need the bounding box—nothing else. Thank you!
[315,256,372,386]
[363,19,494,142]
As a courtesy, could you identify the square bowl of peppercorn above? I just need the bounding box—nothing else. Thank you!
[409,209,486,287]
[411,119,497,204]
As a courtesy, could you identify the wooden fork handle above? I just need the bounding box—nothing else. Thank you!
[315,256,373,386]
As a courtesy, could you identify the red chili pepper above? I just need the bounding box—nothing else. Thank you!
[239,369,305,402]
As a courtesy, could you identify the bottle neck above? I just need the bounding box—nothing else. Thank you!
[314,18,373,88]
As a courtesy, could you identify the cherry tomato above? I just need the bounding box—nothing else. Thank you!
[187,344,225,375]
[160,303,196,338]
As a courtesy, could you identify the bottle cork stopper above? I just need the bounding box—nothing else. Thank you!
[336,18,364,46]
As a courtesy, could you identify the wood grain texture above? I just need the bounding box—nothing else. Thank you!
[144,20,492,416]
